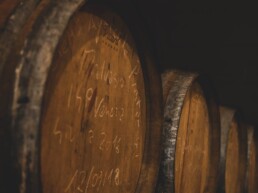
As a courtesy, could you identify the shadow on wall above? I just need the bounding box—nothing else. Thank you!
[135,0,258,125]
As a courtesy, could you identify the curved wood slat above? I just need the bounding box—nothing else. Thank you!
[218,107,247,193]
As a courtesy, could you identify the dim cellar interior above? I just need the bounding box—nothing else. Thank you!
[0,0,257,193]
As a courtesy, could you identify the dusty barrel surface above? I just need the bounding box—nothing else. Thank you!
[0,1,50,192]
[156,70,220,193]
[0,0,47,75]
[0,2,162,193]
[218,107,247,193]
[245,126,258,193]
[0,0,21,29]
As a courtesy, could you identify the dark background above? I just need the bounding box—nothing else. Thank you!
[129,0,258,126]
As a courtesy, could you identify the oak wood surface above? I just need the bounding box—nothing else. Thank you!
[41,8,148,193]
[219,107,247,193]
[175,82,210,193]
[246,126,258,193]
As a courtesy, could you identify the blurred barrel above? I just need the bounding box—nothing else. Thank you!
[156,70,220,193]
[245,126,258,193]
[0,0,46,74]
[218,107,247,193]
[0,2,162,193]
[0,1,50,192]
[0,0,21,28]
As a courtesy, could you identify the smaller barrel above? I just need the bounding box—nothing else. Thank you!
[156,70,220,193]
[245,126,258,193]
[218,107,247,193]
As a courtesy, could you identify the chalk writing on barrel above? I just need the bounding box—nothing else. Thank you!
[64,167,120,193]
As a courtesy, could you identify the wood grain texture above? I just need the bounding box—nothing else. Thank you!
[1,1,162,193]
[41,8,148,193]
[218,107,247,193]
[156,70,220,193]
[246,126,258,193]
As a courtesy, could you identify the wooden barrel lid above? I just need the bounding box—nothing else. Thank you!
[4,2,162,193]
[157,70,220,193]
[246,126,258,193]
[218,107,247,193]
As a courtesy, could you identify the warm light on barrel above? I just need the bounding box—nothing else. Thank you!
[0,2,162,193]
[218,107,247,193]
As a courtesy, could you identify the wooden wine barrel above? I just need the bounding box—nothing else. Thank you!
[156,70,220,193]
[218,107,247,193]
[0,1,162,193]
[245,126,258,193]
